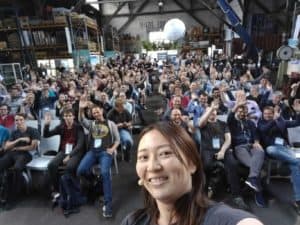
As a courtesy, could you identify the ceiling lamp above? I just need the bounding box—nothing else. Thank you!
[158,0,164,13]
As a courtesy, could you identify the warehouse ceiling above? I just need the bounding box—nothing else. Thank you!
[0,0,298,34]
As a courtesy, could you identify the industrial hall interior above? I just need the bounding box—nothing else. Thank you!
[0,0,300,225]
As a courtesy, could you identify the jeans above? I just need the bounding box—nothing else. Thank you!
[0,151,32,172]
[119,129,133,150]
[77,149,113,212]
[48,151,82,191]
[224,150,243,196]
[266,145,300,201]
[234,144,265,178]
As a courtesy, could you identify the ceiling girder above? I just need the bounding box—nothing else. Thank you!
[252,0,286,30]
[117,0,149,33]
[173,0,209,28]
[103,7,219,18]
[197,0,234,29]
[104,2,126,29]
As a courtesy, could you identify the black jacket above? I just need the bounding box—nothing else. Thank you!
[43,122,85,157]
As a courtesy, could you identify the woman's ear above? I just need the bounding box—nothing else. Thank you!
[188,162,197,175]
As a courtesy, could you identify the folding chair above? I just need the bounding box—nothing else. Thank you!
[25,120,39,130]
[288,126,300,151]
[26,120,61,190]
[265,126,300,184]
[216,114,228,123]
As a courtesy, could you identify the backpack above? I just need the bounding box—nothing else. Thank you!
[0,170,26,208]
[58,174,87,210]
[79,169,103,203]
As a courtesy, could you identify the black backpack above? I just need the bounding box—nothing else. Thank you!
[58,174,87,211]
[0,170,27,208]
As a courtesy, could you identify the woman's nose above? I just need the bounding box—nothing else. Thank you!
[147,157,162,171]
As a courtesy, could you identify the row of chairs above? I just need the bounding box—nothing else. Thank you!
[24,119,120,191]
[25,120,60,189]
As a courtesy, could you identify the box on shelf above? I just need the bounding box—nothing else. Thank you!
[71,14,97,28]
[0,41,7,49]
[29,19,42,26]
[53,16,67,24]
[52,7,71,17]
[88,41,97,51]
[2,18,16,28]
[36,51,48,58]
[11,52,21,60]
[7,33,21,48]
[19,16,30,27]
[41,20,54,25]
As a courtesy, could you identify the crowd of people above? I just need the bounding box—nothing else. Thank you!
[0,52,299,223]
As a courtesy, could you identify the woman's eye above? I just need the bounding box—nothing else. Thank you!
[160,151,173,157]
[137,155,148,161]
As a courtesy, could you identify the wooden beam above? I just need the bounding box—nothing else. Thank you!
[118,0,149,33]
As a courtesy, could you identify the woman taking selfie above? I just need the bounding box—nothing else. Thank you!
[122,122,263,225]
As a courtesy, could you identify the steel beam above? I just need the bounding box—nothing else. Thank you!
[87,0,136,4]
[237,0,244,12]
[242,0,250,27]
[173,0,209,28]
[102,7,218,17]
[197,0,234,29]
[104,2,126,28]
[252,0,285,29]
[118,0,150,33]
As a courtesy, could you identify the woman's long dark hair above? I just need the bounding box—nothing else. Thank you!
[137,121,211,225]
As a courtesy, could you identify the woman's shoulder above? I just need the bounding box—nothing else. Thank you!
[202,203,260,225]
[121,209,150,225]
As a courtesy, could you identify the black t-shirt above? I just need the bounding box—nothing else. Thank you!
[121,203,257,225]
[10,126,40,153]
[90,120,112,150]
[107,109,132,126]
[200,120,229,152]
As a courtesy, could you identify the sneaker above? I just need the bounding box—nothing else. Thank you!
[63,207,80,218]
[102,205,112,218]
[245,177,261,192]
[231,196,250,211]
[207,186,214,199]
[254,192,267,208]
[292,201,300,215]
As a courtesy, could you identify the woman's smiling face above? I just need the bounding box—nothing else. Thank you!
[136,129,196,205]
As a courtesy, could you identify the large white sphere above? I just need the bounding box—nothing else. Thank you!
[163,18,186,41]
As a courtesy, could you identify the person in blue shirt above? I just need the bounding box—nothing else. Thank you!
[228,103,266,207]
[257,105,300,214]
[0,125,9,157]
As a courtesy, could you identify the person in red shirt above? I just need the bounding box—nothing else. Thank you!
[43,109,85,197]
[0,104,15,130]
[169,86,190,109]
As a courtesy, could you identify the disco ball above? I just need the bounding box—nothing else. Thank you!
[163,18,186,41]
